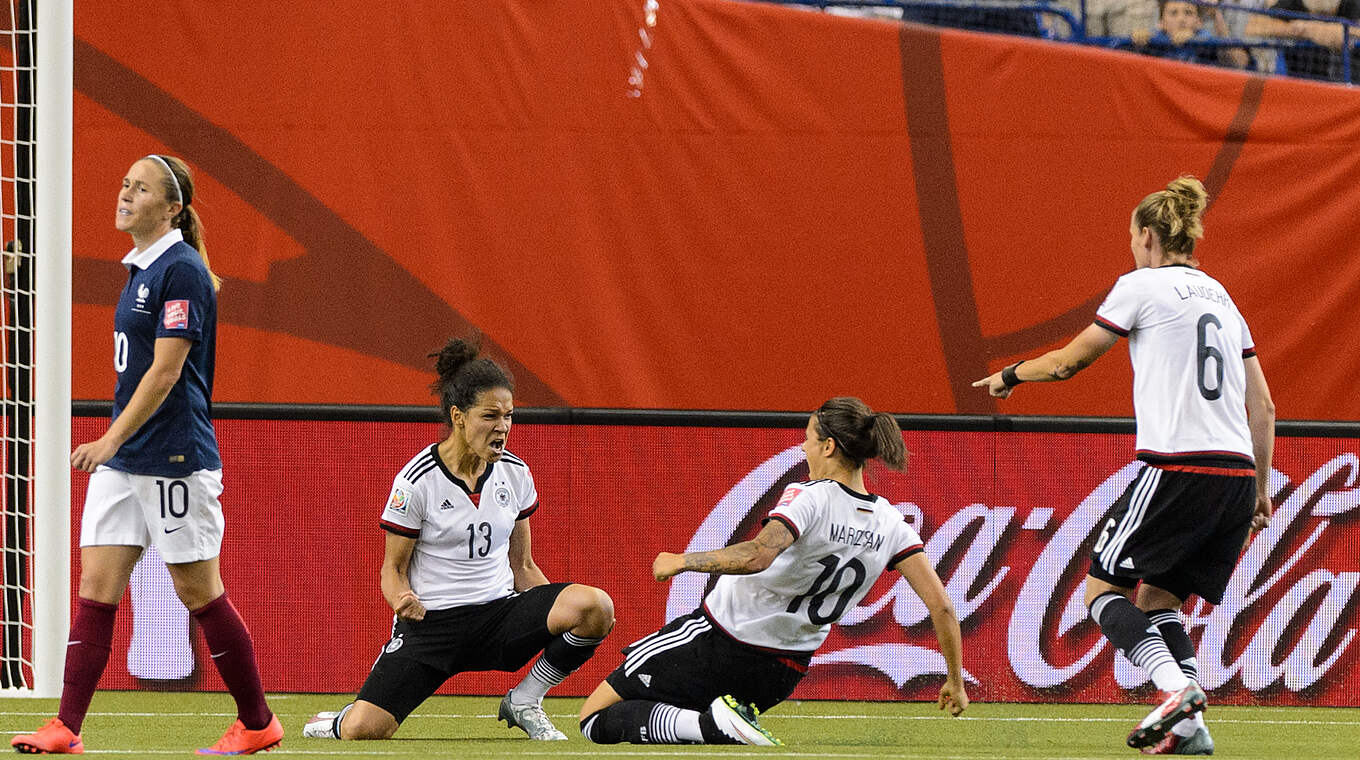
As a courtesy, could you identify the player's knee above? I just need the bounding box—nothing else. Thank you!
[340,722,397,741]
[579,708,619,744]
[587,586,616,632]
[338,706,399,740]
[566,584,615,636]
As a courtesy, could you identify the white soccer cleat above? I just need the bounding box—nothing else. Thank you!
[498,692,568,741]
[302,711,341,739]
[708,694,783,746]
[1128,682,1206,750]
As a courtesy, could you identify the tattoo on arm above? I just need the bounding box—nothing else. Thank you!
[682,542,760,574]
[681,521,793,575]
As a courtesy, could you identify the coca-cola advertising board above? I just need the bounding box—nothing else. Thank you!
[71,416,1360,705]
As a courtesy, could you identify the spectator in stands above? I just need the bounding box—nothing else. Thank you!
[1054,0,1158,38]
[1217,0,1270,67]
[1124,0,1254,67]
[1142,0,1222,61]
[1248,0,1360,80]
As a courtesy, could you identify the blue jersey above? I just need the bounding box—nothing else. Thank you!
[106,229,221,477]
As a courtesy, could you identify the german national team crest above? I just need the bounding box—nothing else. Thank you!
[494,486,512,508]
[385,635,404,654]
[163,299,190,329]
[387,486,411,514]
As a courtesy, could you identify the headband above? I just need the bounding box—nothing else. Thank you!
[144,154,184,205]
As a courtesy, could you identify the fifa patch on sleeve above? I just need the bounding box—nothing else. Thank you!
[776,486,803,508]
[163,300,190,330]
[387,486,412,514]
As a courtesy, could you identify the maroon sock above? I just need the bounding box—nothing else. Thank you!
[57,598,118,734]
[192,593,272,730]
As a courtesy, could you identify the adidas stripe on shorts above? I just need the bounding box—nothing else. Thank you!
[604,609,808,713]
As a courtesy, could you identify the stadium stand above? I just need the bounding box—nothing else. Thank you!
[760,0,1359,83]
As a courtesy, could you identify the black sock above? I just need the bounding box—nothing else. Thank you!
[1147,608,1198,682]
[543,631,603,674]
[1089,592,1179,681]
[581,700,706,744]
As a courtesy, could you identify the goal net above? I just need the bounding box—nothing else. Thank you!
[0,0,71,697]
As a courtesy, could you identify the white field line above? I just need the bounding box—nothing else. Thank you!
[65,753,1117,760]
[2,710,1360,727]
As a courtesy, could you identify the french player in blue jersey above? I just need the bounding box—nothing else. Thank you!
[12,156,282,756]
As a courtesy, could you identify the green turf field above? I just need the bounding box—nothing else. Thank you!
[2,692,1358,758]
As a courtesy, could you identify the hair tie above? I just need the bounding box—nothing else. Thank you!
[144,154,184,206]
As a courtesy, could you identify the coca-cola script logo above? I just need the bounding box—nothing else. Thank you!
[667,446,1360,705]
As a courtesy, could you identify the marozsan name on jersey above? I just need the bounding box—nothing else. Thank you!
[828,523,885,552]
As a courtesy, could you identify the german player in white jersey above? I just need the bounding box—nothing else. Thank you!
[304,336,614,742]
[578,397,968,746]
[975,176,1276,755]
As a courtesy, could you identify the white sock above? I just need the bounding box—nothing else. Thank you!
[1173,711,1206,737]
[647,703,704,743]
[510,657,568,706]
[674,708,702,742]
[1149,660,1191,693]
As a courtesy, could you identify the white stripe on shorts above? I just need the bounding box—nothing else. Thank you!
[1101,466,1161,576]
[623,617,711,677]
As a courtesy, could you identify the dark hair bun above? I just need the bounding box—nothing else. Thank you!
[431,336,481,385]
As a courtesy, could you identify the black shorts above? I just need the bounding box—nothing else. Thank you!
[356,582,567,723]
[1088,464,1254,604]
[604,609,809,713]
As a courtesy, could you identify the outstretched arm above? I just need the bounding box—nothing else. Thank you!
[973,323,1119,399]
[652,520,795,580]
[897,552,969,716]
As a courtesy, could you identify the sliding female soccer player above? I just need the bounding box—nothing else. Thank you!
[304,336,614,742]
[12,156,281,755]
[578,397,968,746]
[974,175,1275,754]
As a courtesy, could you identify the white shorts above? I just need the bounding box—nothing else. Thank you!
[79,467,225,564]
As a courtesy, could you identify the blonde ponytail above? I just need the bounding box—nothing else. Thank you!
[1134,175,1208,259]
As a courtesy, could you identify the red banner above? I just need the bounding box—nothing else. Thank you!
[71,0,1360,418]
[72,417,1360,705]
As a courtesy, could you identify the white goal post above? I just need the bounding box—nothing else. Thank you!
[0,0,71,697]
[34,0,73,699]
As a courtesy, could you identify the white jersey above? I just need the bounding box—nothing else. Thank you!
[1095,265,1255,463]
[703,479,924,653]
[378,445,538,610]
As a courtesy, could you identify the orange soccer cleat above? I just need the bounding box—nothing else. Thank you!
[196,715,283,755]
[11,717,84,754]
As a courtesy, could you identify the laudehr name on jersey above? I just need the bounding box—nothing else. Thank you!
[1095,265,1255,464]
